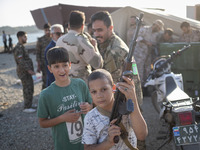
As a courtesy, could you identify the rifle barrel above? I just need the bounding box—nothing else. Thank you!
[127,13,144,61]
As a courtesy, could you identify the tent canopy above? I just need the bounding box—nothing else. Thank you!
[31,5,200,44]
[30,3,121,30]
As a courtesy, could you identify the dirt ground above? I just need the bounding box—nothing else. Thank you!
[0,51,173,150]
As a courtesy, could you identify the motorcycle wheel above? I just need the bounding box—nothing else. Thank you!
[151,91,163,113]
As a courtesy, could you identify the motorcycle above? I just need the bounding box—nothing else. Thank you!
[144,44,200,149]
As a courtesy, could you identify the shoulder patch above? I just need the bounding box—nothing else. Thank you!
[17,55,23,59]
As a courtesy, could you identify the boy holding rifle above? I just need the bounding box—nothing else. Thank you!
[82,69,147,149]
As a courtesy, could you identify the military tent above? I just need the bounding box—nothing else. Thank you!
[30,3,121,30]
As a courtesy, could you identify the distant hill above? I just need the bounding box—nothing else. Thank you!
[0,25,42,35]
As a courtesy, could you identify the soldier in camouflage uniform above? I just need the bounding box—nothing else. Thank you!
[179,21,200,42]
[133,20,164,86]
[36,23,51,89]
[13,31,36,113]
[91,11,145,149]
[91,11,143,106]
[126,16,137,47]
[56,10,103,82]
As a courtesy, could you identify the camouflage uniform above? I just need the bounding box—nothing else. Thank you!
[179,29,200,42]
[13,43,34,108]
[56,30,103,82]
[157,33,174,43]
[98,33,143,106]
[133,26,161,85]
[36,35,51,89]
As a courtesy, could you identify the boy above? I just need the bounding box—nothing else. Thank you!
[82,69,148,150]
[13,31,36,113]
[37,46,92,150]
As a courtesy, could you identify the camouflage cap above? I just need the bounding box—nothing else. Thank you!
[153,19,164,30]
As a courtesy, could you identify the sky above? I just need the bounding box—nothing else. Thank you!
[0,0,199,27]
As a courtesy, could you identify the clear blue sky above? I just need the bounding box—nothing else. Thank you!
[0,0,199,27]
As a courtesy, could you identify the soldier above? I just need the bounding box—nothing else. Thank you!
[36,23,51,89]
[158,28,174,43]
[91,11,143,104]
[126,16,137,47]
[13,31,36,113]
[179,21,200,42]
[133,20,164,86]
[8,34,13,53]
[87,22,93,37]
[2,30,8,53]
[56,10,103,82]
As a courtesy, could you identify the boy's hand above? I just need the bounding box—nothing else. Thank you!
[116,76,136,101]
[62,109,81,123]
[106,119,121,146]
[79,102,92,114]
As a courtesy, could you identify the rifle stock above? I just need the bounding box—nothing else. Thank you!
[110,13,144,143]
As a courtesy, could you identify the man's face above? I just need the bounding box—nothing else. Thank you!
[181,26,190,34]
[21,34,27,44]
[130,17,136,26]
[92,20,112,44]
[52,28,63,41]
[152,24,161,33]
[44,28,50,37]
[163,33,171,41]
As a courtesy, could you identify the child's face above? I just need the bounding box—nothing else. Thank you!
[89,78,114,111]
[48,62,71,84]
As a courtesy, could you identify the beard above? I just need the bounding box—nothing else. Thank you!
[22,40,27,44]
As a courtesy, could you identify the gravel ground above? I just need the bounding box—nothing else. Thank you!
[0,51,173,150]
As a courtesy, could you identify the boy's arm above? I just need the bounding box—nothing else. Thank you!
[116,76,148,141]
[129,91,148,141]
[39,109,81,128]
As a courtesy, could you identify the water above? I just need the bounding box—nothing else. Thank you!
[0,31,44,47]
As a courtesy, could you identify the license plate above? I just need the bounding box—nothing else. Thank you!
[173,123,200,146]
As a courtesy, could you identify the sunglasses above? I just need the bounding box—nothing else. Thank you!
[53,32,63,36]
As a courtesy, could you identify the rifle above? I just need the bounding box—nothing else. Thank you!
[110,13,144,143]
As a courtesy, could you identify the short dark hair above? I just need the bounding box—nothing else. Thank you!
[69,10,85,29]
[88,69,114,87]
[47,46,69,66]
[164,28,173,36]
[180,22,190,28]
[17,31,26,38]
[44,23,51,29]
[91,11,113,28]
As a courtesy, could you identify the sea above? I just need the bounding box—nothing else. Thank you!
[0,31,44,47]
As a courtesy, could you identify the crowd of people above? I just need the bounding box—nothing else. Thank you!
[126,16,200,90]
[2,30,13,53]
[8,9,200,150]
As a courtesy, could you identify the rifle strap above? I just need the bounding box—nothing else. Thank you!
[96,106,111,118]
[96,106,138,150]
[118,122,138,150]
